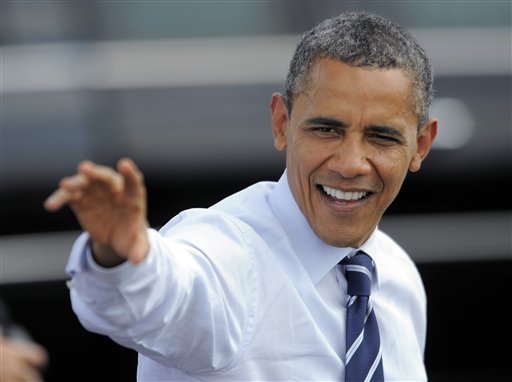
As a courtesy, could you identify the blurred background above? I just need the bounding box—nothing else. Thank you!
[1,1,510,381]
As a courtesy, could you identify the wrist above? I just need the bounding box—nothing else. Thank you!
[91,242,126,268]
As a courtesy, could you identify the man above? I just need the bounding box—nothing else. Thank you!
[45,11,437,381]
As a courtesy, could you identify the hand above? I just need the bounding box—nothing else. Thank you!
[44,158,149,267]
[0,336,48,382]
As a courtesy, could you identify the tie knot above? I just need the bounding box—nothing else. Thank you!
[341,252,375,296]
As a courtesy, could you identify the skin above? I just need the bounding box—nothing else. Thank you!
[44,58,437,264]
[0,336,48,382]
[270,59,437,248]
[44,158,149,266]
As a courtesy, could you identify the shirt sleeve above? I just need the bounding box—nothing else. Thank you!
[66,211,258,374]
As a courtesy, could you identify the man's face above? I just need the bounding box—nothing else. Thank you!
[271,59,437,248]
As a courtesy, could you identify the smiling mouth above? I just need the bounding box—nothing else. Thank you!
[320,185,371,202]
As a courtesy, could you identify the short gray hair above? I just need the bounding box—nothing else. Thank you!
[283,11,433,130]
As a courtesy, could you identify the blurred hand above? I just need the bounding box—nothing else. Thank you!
[44,158,149,267]
[0,336,48,382]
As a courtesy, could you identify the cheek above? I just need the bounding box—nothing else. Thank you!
[374,151,410,190]
[289,138,325,172]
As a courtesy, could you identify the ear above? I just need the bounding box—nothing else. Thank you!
[270,92,289,151]
[409,118,438,172]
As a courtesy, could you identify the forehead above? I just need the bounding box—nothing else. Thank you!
[299,59,417,118]
[306,58,413,98]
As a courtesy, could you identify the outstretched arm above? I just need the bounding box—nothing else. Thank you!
[44,158,149,267]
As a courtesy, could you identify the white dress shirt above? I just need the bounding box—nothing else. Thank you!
[66,171,427,381]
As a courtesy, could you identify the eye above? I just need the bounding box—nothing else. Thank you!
[311,127,340,136]
[367,125,405,145]
[369,133,401,145]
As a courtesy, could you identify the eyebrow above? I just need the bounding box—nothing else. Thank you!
[368,124,405,139]
[305,117,349,128]
[306,117,406,139]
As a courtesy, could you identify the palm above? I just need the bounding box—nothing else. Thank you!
[71,180,146,257]
[44,158,149,263]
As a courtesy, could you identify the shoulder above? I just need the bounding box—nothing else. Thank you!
[210,180,277,220]
[373,228,425,292]
[159,208,255,245]
[374,228,416,266]
[157,194,279,264]
[373,228,426,309]
[161,180,283,243]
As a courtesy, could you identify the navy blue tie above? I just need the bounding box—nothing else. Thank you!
[342,252,384,382]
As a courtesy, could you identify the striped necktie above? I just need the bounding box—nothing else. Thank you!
[341,251,384,382]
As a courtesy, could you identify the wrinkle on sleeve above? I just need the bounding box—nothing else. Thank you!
[68,210,259,374]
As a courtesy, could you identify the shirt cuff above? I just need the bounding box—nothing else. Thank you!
[65,229,159,286]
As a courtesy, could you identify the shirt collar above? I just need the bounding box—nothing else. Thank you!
[352,229,381,290]
[268,170,352,285]
[268,170,381,288]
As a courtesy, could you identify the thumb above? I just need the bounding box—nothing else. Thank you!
[117,158,145,196]
[127,226,150,265]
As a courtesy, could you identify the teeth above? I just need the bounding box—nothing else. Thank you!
[322,186,367,201]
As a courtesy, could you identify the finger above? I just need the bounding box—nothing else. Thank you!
[17,341,48,368]
[78,160,124,193]
[117,158,144,195]
[0,339,47,381]
[11,362,43,382]
[44,174,88,211]
[60,173,89,191]
[44,188,73,211]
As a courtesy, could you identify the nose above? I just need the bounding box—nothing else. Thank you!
[326,135,372,178]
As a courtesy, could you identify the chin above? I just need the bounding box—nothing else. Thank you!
[315,230,360,248]
[314,222,375,248]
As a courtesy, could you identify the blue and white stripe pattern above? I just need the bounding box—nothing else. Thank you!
[342,251,384,382]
